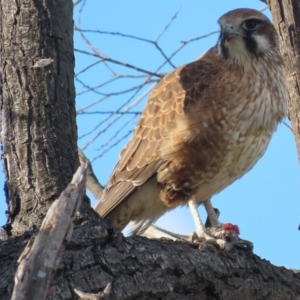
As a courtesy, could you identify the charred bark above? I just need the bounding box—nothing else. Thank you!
[1,214,300,300]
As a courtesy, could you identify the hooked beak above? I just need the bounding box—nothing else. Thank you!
[223,25,239,42]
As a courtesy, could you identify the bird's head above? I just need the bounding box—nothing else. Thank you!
[217,8,280,66]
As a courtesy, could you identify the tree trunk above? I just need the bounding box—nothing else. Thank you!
[0,0,78,235]
[1,1,300,299]
[266,0,300,160]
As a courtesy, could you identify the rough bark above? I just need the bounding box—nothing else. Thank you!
[0,0,78,236]
[0,1,300,300]
[1,216,300,300]
[12,165,87,300]
[266,0,300,160]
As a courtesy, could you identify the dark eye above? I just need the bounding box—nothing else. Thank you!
[243,19,258,30]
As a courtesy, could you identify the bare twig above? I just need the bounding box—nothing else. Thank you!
[76,74,150,96]
[77,111,141,115]
[75,60,102,77]
[93,129,134,161]
[75,7,182,70]
[259,5,268,12]
[81,84,154,149]
[74,48,163,78]
[156,7,181,42]
[283,121,293,132]
[78,149,104,199]
[76,78,154,98]
[76,79,154,114]
[77,0,87,26]
[74,7,224,162]
[155,29,220,72]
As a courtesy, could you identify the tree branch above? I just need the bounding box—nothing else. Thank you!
[11,165,87,300]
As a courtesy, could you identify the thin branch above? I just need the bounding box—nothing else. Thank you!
[155,29,220,73]
[74,48,163,78]
[95,114,137,151]
[81,84,154,148]
[76,75,152,96]
[74,28,177,69]
[74,11,223,160]
[74,7,182,70]
[76,80,149,97]
[259,5,268,12]
[75,29,156,43]
[76,79,153,115]
[78,111,141,115]
[155,7,181,42]
[92,129,134,162]
[76,95,110,114]
[77,0,87,26]
[78,75,153,140]
[76,26,123,77]
[75,60,102,77]
[78,149,104,199]
[180,29,220,44]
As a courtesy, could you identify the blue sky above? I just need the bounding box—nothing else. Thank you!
[1,0,299,269]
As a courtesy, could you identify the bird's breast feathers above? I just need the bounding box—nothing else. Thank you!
[157,54,287,206]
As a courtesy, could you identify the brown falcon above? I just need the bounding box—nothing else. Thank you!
[95,8,288,247]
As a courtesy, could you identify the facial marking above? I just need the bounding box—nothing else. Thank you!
[252,34,271,52]
[216,12,277,66]
[242,36,257,55]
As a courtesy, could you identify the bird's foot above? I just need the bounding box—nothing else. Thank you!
[189,231,230,250]
[190,223,253,251]
[140,223,253,251]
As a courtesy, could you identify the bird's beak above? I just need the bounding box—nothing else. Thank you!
[223,25,239,42]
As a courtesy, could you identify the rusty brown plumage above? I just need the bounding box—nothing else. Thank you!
[95,8,288,235]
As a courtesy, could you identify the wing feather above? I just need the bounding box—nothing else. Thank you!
[95,47,222,219]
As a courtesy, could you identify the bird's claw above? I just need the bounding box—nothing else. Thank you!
[188,224,254,252]
[189,231,232,250]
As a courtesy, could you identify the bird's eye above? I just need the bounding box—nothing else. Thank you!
[243,19,258,30]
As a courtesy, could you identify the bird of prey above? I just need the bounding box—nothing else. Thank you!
[95,8,288,248]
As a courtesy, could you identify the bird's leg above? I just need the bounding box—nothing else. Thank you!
[188,196,206,235]
[190,197,253,251]
[203,198,220,227]
[188,197,228,249]
[141,197,252,251]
